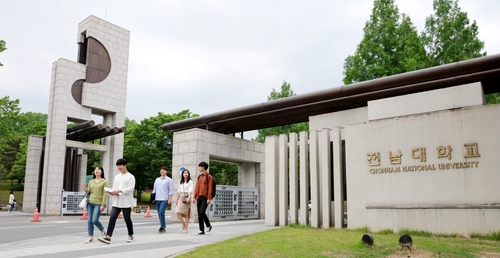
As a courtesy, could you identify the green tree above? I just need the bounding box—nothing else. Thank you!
[2,135,23,183]
[10,140,28,184]
[421,0,485,67]
[0,97,22,180]
[0,40,6,66]
[84,149,102,176]
[253,81,309,143]
[15,112,47,136]
[0,96,21,138]
[420,0,496,103]
[485,94,500,105]
[123,110,199,198]
[5,112,47,183]
[343,0,427,84]
[209,161,238,186]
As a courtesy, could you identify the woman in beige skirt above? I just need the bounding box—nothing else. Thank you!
[176,168,193,233]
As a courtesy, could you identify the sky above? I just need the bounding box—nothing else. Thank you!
[1,0,499,139]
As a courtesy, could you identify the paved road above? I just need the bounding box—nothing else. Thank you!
[0,210,277,258]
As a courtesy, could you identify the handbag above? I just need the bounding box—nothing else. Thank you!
[181,183,190,203]
[182,193,189,203]
[79,194,89,209]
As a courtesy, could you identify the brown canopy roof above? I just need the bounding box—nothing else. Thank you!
[66,120,126,142]
[161,54,500,135]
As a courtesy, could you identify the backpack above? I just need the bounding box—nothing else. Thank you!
[210,176,217,199]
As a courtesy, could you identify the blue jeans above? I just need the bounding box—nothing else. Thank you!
[156,200,168,228]
[9,203,14,212]
[87,203,105,236]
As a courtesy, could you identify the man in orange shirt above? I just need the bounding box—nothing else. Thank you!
[193,161,213,236]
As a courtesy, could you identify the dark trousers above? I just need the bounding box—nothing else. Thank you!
[197,196,211,232]
[107,207,133,237]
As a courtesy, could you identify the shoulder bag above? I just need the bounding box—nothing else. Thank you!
[181,183,190,203]
[79,193,90,209]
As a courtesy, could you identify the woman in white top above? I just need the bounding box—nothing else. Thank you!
[8,191,15,213]
[176,169,193,233]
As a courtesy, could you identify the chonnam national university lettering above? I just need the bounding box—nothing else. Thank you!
[369,161,479,174]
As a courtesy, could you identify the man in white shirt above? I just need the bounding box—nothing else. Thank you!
[152,166,173,233]
[98,158,136,244]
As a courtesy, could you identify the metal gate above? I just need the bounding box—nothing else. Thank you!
[208,185,259,221]
[61,191,86,215]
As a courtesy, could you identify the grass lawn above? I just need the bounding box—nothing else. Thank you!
[0,181,23,205]
[178,224,500,258]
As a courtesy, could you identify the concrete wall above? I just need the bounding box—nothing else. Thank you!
[23,136,44,212]
[267,82,498,235]
[171,128,265,220]
[346,103,500,234]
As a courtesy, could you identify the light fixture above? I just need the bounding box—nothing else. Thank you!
[362,234,374,247]
[399,234,412,251]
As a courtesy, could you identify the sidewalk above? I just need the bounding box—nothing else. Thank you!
[0,209,278,258]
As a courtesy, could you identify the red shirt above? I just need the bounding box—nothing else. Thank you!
[194,173,213,201]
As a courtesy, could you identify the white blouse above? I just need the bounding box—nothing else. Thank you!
[178,180,193,194]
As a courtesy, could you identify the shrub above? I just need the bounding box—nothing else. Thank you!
[9,184,24,191]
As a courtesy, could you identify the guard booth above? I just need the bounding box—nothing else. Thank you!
[208,185,259,221]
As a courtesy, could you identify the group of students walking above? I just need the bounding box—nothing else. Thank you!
[82,158,135,244]
[82,159,214,244]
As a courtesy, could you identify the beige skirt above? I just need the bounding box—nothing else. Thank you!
[176,196,191,215]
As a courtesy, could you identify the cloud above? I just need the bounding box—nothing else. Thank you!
[0,0,498,136]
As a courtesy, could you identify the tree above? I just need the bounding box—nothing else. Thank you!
[344,0,497,104]
[421,0,486,67]
[123,110,199,197]
[0,96,21,138]
[420,0,496,103]
[14,112,47,136]
[0,97,22,180]
[2,135,23,183]
[253,81,309,143]
[209,161,238,186]
[10,139,28,184]
[5,112,47,183]
[485,94,500,105]
[343,0,427,84]
[0,40,6,66]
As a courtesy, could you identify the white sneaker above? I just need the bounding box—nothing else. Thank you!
[127,235,134,242]
[101,230,106,237]
[84,238,93,244]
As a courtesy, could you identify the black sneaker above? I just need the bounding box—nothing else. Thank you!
[98,237,111,244]
[196,231,205,236]
[158,227,166,234]
[207,226,213,233]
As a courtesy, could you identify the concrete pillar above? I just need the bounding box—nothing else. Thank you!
[288,133,299,224]
[309,130,320,228]
[319,129,332,228]
[240,162,256,187]
[332,127,344,228]
[79,152,88,186]
[299,131,309,225]
[23,135,44,212]
[278,134,288,226]
[265,136,279,226]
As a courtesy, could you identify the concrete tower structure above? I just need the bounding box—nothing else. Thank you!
[24,16,130,215]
